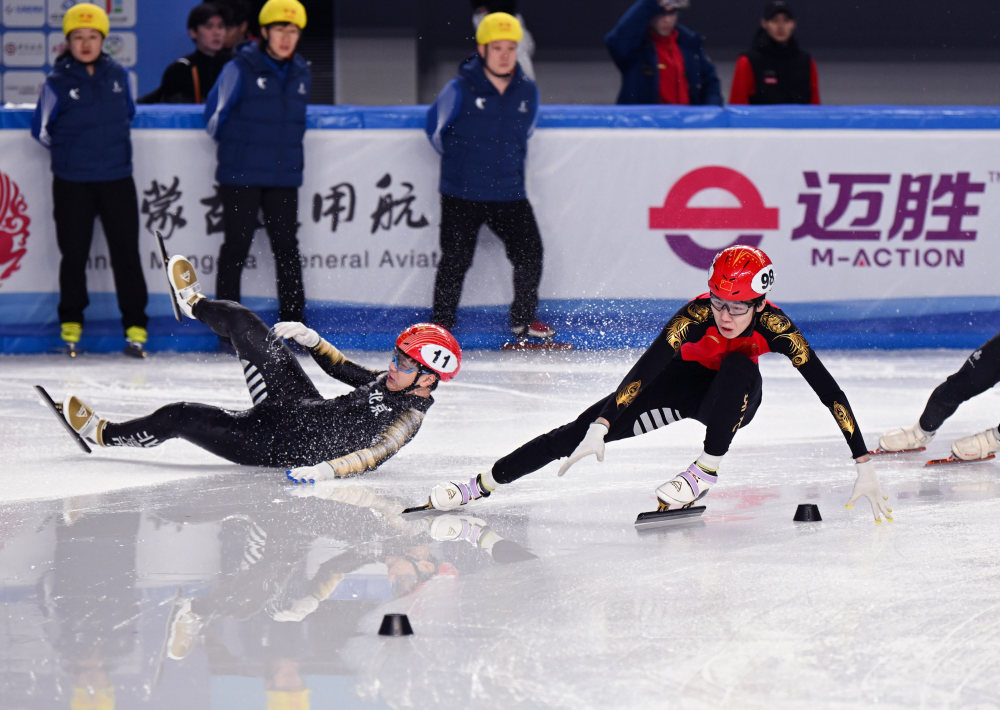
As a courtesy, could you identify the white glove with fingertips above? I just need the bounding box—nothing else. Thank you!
[272,321,320,348]
[846,459,893,523]
[271,596,319,622]
[557,422,608,477]
[285,461,335,484]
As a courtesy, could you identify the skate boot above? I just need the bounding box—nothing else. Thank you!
[512,319,556,341]
[61,321,82,358]
[165,598,203,660]
[877,424,933,453]
[429,473,494,511]
[429,514,491,545]
[167,255,205,319]
[655,461,718,510]
[123,325,148,358]
[61,394,106,446]
[951,427,1000,461]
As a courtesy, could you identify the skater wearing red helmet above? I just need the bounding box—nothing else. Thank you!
[48,253,460,483]
[424,245,891,524]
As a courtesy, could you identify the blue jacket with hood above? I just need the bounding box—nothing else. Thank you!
[425,53,539,202]
[31,52,134,183]
[203,41,310,187]
[605,0,722,106]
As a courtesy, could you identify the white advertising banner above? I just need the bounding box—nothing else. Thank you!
[1,119,999,350]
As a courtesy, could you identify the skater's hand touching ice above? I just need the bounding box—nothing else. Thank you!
[272,321,320,348]
[286,461,335,484]
[557,421,608,476]
[846,458,893,523]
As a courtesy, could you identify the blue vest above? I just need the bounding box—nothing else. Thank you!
[33,54,133,183]
[426,55,538,202]
[214,44,310,187]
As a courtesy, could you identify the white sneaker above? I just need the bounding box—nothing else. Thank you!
[61,395,105,445]
[951,428,1000,461]
[429,474,492,511]
[167,255,204,319]
[878,424,934,452]
[656,461,718,508]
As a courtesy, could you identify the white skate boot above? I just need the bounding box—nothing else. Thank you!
[429,514,490,545]
[61,394,106,446]
[429,473,493,511]
[167,255,205,319]
[951,427,1000,461]
[655,461,718,509]
[878,424,934,453]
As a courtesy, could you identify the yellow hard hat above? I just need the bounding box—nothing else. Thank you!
[259,0,307,30]
[475,12,522,45]
[62,3,110,38]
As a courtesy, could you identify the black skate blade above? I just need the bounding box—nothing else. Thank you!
[501,340,574,351]
[925,453,996,467]
[401,499,438,517]
[34,385,92,454]
[634,505,705,530]
[155,229,184,323]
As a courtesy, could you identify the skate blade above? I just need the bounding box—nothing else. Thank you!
[501,340,574,351]
[401,499,438,518]
[925,453,996,467]
[634,505,706,530]
[868,446,926,456]
[34,385,92,454]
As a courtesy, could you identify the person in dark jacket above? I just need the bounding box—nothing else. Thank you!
[203,0,310,328]
[605,0,722,106]
[31,3,149,358]
[425,12,557,344]
[728,0,819,105]
[139,3,231,104]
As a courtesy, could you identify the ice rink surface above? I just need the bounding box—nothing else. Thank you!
[3,346,1000,709]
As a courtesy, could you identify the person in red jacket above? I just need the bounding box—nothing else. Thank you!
[426,245,892,523]
[729,1,819,105]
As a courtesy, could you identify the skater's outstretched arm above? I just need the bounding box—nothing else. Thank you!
[286,408,426,483]
[272,321,379,387]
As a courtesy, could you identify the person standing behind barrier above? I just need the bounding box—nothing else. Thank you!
[30,3,149,358]
[139,3,231,104]
[728,1,819,105]
[204,0,310,328]
[606,0,722,106]
[425,12,557,345]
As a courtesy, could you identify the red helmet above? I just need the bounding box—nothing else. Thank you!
[707,246,775,301]
[396,323,461,382]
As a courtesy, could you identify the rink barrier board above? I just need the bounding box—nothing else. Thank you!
[2,104,999,353]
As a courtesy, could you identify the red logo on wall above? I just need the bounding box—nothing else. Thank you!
[0,171,30,286]
[649,166,779,269]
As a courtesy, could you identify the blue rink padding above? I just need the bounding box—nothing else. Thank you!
[1,292,998,354]
[5,104,1000,131]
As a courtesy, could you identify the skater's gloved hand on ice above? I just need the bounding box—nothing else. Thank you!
[270,595,320,622]
[557,420,609,476]
[846,457,893,523]
[272,321,320,348]
[286,461,335,484]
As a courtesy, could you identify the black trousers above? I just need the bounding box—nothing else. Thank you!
[431,194,544,331]
[919,332,1000,432]
[216,185,305,323]
[102,299,320,465]
[492,354,763,484]
[52,176,148,331]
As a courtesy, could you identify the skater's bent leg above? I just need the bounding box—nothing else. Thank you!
[193,299,319,404]
[919,334,1000,432]
[492,398,608,484]
[695,353,762,457]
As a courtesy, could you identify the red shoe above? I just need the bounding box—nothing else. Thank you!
[513,320,556,339]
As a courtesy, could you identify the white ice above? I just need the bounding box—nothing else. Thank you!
[2,347,1000,709]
